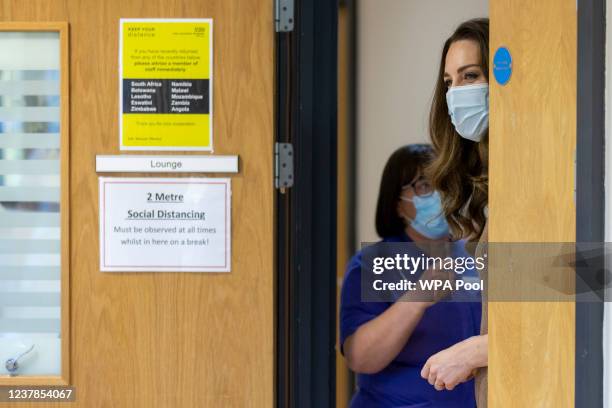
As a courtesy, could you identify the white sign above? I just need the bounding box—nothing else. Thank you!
[96,155,239,173]
[99,177,230,272]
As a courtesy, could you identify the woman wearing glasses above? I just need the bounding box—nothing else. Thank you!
[340,144,481,407]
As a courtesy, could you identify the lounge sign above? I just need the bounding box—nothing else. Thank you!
[95,155,239,173]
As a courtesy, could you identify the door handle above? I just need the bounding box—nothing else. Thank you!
[5,344,35,376]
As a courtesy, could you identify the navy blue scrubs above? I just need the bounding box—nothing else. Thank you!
[340,234,481,408]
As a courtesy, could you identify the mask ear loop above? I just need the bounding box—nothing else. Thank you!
[400,184,415,203]
[399,185,416,224]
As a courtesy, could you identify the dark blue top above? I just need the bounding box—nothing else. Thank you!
[340,234,481,408]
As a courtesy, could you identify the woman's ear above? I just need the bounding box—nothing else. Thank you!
[397,200,411,223]
[398,195,418,220]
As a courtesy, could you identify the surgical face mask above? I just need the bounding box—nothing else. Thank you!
[400,191,449,239]
[446,83,489,142]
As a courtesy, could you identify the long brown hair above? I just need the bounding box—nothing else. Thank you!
[427,18,489,240]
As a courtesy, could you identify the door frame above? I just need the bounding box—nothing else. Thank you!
[577,0,605,407]
[275,0,338,407]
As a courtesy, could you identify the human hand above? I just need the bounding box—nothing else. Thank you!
[420,335,487,391]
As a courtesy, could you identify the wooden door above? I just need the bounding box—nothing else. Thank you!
[489,0,576,406]
[0,1,275,407]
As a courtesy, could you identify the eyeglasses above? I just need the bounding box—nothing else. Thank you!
[402,176,434,197]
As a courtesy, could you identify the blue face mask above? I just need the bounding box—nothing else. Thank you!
[446,83,489,142]
[401,191,449,239]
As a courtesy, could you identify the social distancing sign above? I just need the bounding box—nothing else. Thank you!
[99,177,231,272]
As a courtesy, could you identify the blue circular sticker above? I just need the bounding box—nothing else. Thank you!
[493,47,512,85]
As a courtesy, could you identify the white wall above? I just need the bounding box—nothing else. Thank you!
[356,0,489,244]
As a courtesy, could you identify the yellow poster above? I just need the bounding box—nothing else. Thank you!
[119,19,213,151]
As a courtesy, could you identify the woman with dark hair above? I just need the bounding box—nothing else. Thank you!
[420,18,489,407]
[340,144,481,407]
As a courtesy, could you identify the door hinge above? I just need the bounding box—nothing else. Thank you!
[275,0,294,32]
[275,142,294,192]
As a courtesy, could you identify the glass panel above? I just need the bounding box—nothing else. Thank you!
[0,31,61,377]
